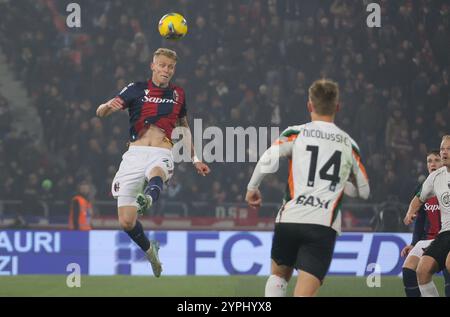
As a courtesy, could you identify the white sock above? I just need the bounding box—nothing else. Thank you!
[265,275,288,297]
[419,281,439,297]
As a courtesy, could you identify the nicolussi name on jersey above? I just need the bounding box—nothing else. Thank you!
[301,128,350,145]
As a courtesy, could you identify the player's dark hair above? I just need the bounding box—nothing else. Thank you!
[308,79,339,115]
[426,149,440,157]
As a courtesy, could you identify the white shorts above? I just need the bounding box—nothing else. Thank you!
[407,239,434,259]
[111,146,174,207]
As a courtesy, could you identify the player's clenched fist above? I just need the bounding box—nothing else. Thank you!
[107,97,124,111]
[246,189,262,208]
[403,211,416,225]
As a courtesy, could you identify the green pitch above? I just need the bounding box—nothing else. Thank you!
[0,275,445,297]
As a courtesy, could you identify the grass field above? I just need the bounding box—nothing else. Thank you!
[0,275,446,297]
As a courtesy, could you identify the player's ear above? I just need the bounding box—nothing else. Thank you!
[307,101,313,113]
[336,103,340,112]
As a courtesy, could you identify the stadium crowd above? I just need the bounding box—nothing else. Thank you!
[0,0,449,220]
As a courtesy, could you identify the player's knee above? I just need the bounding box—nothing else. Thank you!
[416,264,427,277]
[416,262,433,283]
[403,256,419,271]
[148,166,166,179]
[146,160,173,183]
[119,217,136,231]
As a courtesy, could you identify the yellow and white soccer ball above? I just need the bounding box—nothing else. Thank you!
[158,13,188,40]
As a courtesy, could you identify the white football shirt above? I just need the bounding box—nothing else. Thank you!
[248,121,370,234]
[419,166,450,232]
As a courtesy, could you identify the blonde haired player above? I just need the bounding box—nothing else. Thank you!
[246,79,370,297]
[404,135,450,296]
[97,48,210,277]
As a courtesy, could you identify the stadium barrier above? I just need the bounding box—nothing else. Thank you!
[0,230,411,276]
[0,200,382,231]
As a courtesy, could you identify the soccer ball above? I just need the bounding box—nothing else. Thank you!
[158,13,188,40]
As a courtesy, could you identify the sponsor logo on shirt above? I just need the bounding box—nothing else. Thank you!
[441,192,450,208]
[424,203,439,212]
[142,96,175,103]
[295,195,332,209]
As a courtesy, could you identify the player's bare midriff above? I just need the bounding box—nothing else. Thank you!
[130,124,173,149]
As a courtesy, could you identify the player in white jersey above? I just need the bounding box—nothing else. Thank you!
[404,135,450,296]
[400,150,450,297]
[246,79,370,297]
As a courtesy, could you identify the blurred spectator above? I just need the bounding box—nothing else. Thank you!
[0,0,449,220]
[0,95,11,136]
[342,210,360,230]
[68,180,93,231]
[21,173,43,216]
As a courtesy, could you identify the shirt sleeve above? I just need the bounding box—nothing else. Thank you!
[350,141,370,200]
[418,173,435,202]
[116,82,137,109]
[247,127,298,190]
[343,181,358,198]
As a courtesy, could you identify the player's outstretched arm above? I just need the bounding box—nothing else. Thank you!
[96,97,124,117]
[177,116,210,176]
[403,196,423,225]
[245,129,295,207]
[246,146,281,192]
[245,148,276,208]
